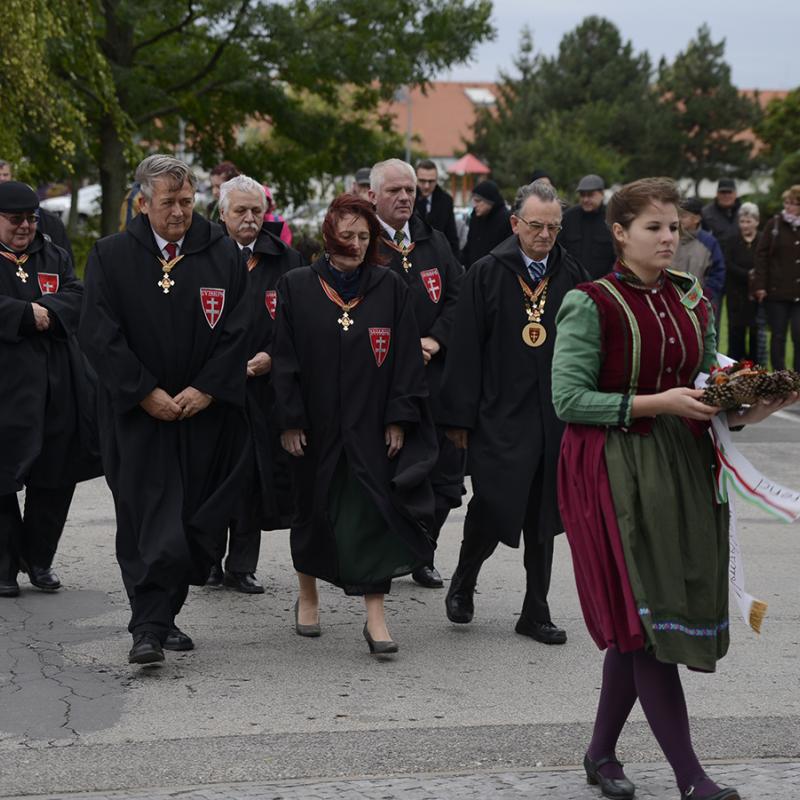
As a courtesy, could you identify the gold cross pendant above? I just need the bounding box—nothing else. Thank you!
[158,272,175,293]
[16,265,29,282]
[401,250,411,272]
[338,311,354,330]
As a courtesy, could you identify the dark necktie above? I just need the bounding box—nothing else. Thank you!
[393,229,405,247]
[528,261,546,282]
[242,246,252,262]
[164,242,178,261]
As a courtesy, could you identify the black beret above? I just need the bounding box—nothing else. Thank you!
[0,181,39,213]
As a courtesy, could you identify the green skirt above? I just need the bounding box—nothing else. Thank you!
[329,456,422,590]
[605,415,730,671]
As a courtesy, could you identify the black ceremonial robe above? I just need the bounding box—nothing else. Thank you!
[439,236,589,547]
[271,258,437,587]
[379,214,465,514]
[1,233,99,495]
[79,213,251,604]
[241,228,304,529]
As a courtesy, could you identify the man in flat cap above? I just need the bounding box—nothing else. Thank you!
[80,155,251,665]
[702,178,741,243]
[0,181,100,598]
[557,174,615,279]
[351,168,372,202]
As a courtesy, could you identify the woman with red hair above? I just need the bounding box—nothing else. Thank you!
[272,194,437,654]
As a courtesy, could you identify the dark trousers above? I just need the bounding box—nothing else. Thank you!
[765,299,800,371]
[0,485,75,579]
[451,502,555,624]
[728,322,761,363]
[223,520,261,574]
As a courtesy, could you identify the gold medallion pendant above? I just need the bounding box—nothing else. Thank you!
[522,322,547,347]
[319,276,363,332]
[156,253,184,294]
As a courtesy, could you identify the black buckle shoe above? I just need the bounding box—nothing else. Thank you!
[128,632,165,665]
[163,626,194,651]
[205,563,223,587]
[445,586,474,623]
[28,565,61,592]
[584,753,636,799]
[681,786,740,800]
[515,618,567,644]
[0,578,20,597]
[412,565,444,588]
[223,571,265,594]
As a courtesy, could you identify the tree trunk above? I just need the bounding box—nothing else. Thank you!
[99,115,127,237]
[67,178,80,236]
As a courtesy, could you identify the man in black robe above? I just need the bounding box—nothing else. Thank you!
[211,174,304,593]
[80,155,250,665]
[0,182,100,598]
[370,158,465,589]
[439,180,589,643]
[414,159,460,261]
[557,173,615,280]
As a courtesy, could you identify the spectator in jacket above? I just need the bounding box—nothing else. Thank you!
[414,159,460,261]
[702,178,741,243]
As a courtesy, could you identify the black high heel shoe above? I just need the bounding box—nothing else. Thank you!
[584,753,636,799]
[363,622,398,655]
[294,599,321,637]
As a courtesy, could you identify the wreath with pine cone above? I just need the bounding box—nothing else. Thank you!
[701,360,800,409]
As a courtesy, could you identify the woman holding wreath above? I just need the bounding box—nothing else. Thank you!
[552,177,796,800]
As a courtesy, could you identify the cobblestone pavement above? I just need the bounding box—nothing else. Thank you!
[4,761,799,800]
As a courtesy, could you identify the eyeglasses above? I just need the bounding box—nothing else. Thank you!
[0,212,38,226]
[514,215,562,235]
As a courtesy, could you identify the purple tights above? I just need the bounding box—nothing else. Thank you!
[586,647,721,797]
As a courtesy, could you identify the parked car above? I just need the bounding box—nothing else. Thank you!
[40,184,102,223]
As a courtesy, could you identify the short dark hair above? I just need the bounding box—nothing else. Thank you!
[416,159,437,172]
[322,194,388,266]
[606,177,680,256]
[210,161,240,180]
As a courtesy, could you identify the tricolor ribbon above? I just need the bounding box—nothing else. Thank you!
[696,355,800,633]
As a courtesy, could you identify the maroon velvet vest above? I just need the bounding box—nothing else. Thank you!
[580,265,711,434]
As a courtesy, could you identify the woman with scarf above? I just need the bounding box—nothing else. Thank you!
[552,177,796,800]
[271,194,437,655]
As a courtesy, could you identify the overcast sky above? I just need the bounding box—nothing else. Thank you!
[442,0,797,90]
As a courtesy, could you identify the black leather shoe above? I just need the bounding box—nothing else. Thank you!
[0,578,20,597]
[445,588,474,623]
[412,565,444,588]
[584,753,635,799]
[681,786,740,800]
[163,626,194,651]
[515,618,567,644]
[28,565,61,592]
[128,632,164,665]
[363,622,398,655]
[223,571,265,594]
[205,563,223,587]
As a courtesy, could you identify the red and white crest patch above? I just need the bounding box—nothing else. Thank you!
[200,287,225,329]
[368,327,391,367]
[264,290,278,320]
[37,273,59,294]
[420,268,442,303]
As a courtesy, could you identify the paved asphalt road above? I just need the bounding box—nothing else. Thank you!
[1,412,799,799]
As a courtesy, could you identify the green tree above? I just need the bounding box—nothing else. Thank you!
[755,87,800,163]
[41,0,492,235]
[657,24,760,193]
[469,18,679,197]
[0,0,118,179]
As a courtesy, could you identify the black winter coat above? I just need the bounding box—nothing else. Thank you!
[439,236,589,546]
[79,213,251,582]
[414,185,460,261]
[1,233,100,493]
[557,204,616,280]
[271,259,437,584]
